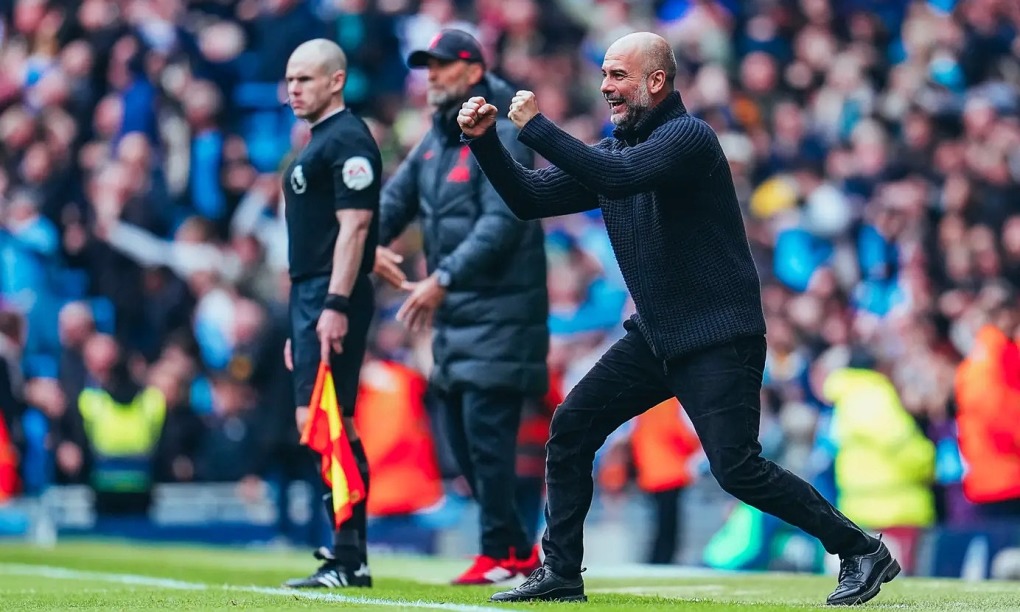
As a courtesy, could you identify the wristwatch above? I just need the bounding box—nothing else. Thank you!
[436,268,453,289]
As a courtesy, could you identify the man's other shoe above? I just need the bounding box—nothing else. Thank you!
[283,547,372,589]
[826,538,900,606]
[490,565,586,602]
[451,554,518,585]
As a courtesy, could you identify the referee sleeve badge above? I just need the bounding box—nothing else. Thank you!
[342,156,375,191]
[290,164,307,194]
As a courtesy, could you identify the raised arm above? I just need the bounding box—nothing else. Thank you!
[467,130,598,220]
[104,220,174,269]
[460,97,597,220]
[518,113,721,199]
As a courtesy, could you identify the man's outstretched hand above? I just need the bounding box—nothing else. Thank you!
[458,96,498,138]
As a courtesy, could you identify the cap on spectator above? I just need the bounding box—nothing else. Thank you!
[408,29,485,69]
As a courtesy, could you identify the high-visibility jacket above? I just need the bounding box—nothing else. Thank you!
[632,398,700,493]
[824,368,935,529]
[79,386,165,493]
[955,325,1020,504]
[355,360,443,517]
[598,398,700,494]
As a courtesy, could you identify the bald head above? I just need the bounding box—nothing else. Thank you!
[286,39,349,122]
[290,39,348,76]
[59,301,95,349]
[601,32,676,129]
[608,32,677,85]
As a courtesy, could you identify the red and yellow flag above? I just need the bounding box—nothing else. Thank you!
[300,362,365,528]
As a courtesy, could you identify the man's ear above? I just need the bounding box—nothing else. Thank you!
[331,70,347,95]
[647,69,667,95]
[467,62,485,86]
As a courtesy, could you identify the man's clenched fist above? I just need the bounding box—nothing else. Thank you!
[508,90,539,129]
[458,96,498,138]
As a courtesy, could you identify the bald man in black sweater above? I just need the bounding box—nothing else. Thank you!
[459,32,899,606]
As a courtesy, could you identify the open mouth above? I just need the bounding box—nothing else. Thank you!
[606,98,626,111]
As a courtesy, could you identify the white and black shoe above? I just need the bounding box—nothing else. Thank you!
[283,547,372,589]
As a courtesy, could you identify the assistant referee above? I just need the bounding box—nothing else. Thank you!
[279,39,381,590]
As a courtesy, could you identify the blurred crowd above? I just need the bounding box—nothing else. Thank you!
[0,0,1018,557]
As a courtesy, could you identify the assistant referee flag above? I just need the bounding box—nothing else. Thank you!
[300,362,366,527]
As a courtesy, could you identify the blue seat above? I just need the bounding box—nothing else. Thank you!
[22,353,58,379]
[233,81,297,172]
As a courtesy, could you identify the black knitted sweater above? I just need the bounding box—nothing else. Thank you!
[467,90,765,359]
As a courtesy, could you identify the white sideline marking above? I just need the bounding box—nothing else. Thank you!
[1,564,205,590]
[0,564,513,612]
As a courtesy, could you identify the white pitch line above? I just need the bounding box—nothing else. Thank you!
[2,564,206,590]
[0,564,513,612]
[226,585,514,611]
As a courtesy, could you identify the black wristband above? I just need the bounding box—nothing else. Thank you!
[323,293,350,314]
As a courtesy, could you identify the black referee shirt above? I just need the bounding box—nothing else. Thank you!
[284,108,381,281]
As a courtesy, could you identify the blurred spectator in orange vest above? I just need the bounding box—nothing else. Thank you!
[954,294,1020,523]
[598,397,702,564]
[355,357,443,518]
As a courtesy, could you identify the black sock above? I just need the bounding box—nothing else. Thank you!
[325,487,359,568]
[322,492,335,529]
[329,439,371,568]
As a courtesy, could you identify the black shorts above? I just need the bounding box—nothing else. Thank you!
[290,274,374,416]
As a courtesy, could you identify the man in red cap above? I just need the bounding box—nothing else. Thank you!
[374,29,549,586]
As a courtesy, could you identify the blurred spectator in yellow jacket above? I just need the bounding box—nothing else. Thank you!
[822,364,935,531]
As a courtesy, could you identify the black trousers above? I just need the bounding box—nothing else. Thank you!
[439,387,530,559]
[542,328,873,577]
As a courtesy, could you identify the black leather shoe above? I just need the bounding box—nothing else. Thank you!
[490,565,587,602]
[827,538,900,606]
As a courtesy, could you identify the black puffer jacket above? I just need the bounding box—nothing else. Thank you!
[380,74,549,394]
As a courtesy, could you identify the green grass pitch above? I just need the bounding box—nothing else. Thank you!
[1,539,1019,610]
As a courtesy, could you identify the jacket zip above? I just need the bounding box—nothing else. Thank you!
[428,137,448,383]
[428,138,447,271]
